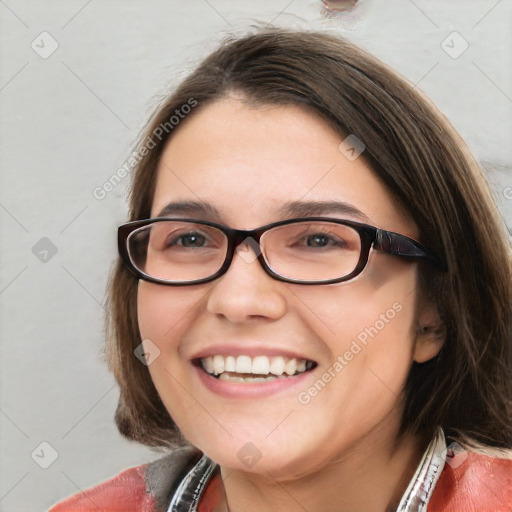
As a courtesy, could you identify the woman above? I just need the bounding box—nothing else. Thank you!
[50,28,512,512]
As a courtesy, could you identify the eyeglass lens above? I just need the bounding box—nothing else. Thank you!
[127,220,362,283]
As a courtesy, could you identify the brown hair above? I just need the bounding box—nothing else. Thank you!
[105,28,512,450]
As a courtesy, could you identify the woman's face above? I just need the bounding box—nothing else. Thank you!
[138,98,434,476]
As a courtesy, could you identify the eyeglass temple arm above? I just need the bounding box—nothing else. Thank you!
[374,230,446,271]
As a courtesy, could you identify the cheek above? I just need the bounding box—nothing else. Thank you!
[343,274,418,403]
[137,281,206,345]
[136,282,207,431]
[296,276,417,438]
[298,258,417,354]
[136,281,210,410]
[285,272,418,460]
[297,260,418,406]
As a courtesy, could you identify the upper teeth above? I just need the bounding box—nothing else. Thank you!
[201,355,310,377]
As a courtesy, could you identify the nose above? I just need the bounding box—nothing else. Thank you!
[206,239,287,323]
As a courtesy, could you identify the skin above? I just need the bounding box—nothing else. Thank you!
[137,97,444,512]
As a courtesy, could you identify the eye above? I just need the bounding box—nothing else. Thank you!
[306,233,341,248]
[298,229,347,249]
[275,223,353,252]
[168,231,208,248]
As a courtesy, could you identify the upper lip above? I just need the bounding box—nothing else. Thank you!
[190,344,316,362]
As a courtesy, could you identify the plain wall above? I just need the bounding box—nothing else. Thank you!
[1,0,510,509]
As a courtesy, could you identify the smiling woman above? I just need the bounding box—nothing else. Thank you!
[49,28,512,512]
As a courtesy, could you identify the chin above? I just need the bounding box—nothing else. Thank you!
[187,426,327,479]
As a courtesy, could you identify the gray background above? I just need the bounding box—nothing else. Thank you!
[1,0,511,510]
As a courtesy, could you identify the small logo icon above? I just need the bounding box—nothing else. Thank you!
[31,32,59,59]
[441,441,468,469]
[134,339,161,366]
[236,442,262,468]
[235,237,261,264]
[441,32,469,59]
[338,134,365,161]
[32,237,58,263]
[31,441,59,469]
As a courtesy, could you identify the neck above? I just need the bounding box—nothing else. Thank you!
[217,427,427,512]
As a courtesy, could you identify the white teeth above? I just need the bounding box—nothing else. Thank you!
[284,358,297,376]
[225,355,236,372]
[203,356,213,374]
[219,373,278,383]
[213,355,225,375]
[269,356,285,375]
[200,354,313,378]
[219,373,243,382]
[235,355,252,373]
[252,355,270,375]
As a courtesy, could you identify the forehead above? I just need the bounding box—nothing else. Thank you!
[151,98,416,236]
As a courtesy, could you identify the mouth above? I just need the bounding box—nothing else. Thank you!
[194,354,317,383]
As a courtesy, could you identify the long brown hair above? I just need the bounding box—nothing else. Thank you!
[105,28,512,449]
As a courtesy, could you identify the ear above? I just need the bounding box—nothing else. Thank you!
[413,300,445,364]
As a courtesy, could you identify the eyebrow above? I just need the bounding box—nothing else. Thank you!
[156,201,221,219]
[278,200,371,223]
[155,200,371,224]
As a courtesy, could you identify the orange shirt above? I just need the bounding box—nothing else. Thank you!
[49,451,512,511]
[197,472,223,512]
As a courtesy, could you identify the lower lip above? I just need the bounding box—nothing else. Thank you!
[194,364,315,398]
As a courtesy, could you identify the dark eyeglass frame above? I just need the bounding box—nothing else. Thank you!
[118,216,446,286]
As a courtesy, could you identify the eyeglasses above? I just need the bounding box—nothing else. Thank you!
[118,217,445,286]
